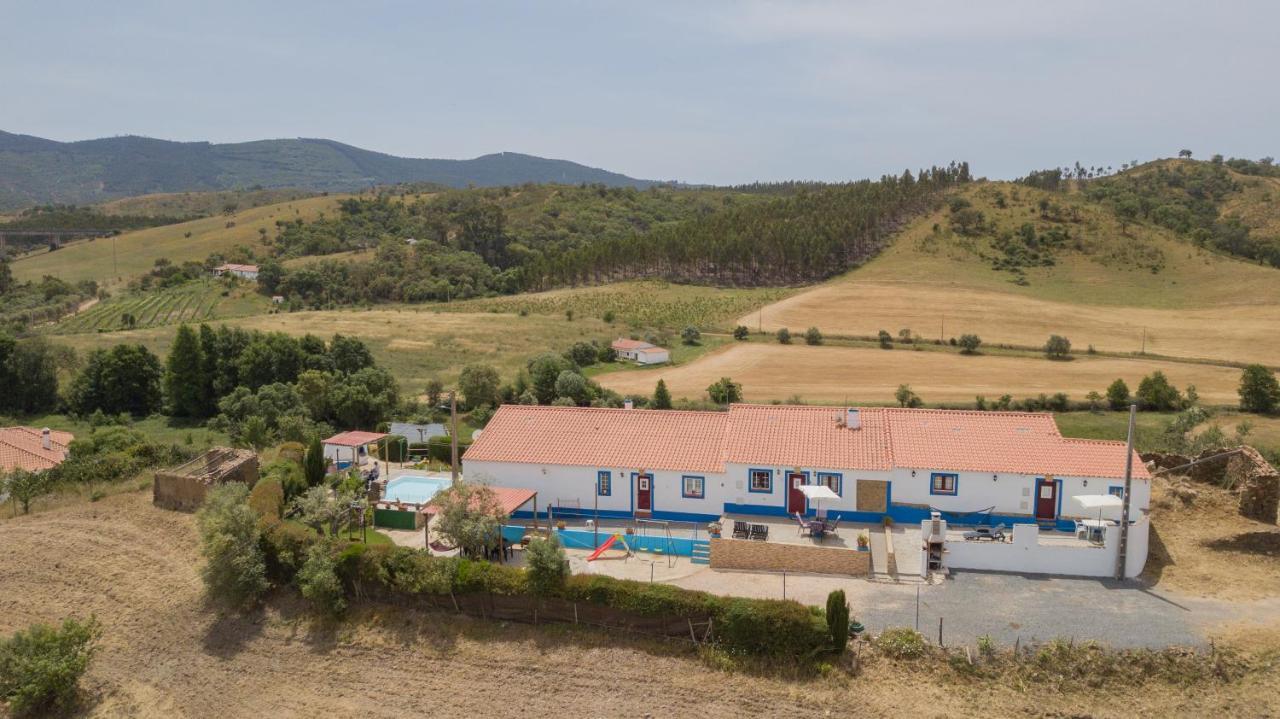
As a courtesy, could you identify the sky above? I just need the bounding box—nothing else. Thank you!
[2,0,1277,185]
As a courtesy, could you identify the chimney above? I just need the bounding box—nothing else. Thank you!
[41,427,52,450]
[846,408,861,430]
[623,399,634,410]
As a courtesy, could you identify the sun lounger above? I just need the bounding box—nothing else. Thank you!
[732,520,750,539]
[961,523,1006,542]
[749,523,769,541]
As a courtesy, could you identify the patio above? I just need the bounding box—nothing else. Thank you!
[718,512,870,550]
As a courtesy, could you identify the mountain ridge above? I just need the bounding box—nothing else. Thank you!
[0,130,661,209]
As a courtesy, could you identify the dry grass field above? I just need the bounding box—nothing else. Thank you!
[2,490,1278,718]
[598,343,1246,405]
[1144,477,1280,600]
[95,188,320,217]
[9,194,347,287]
[737,182,1280,365]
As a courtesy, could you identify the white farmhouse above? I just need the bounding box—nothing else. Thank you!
[611,338,670,365]
[213,263,260,281]
[463,404,1152,576]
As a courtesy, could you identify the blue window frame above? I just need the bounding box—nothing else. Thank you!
[815,472,842,496]
[1108,485,1124,498]
[930,472,959,496]
[597,470,612,496]
[682,475,705,499]
[748,468,773,493]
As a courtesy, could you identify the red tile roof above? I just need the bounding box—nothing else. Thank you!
[0,427,73,473]
[611,338,653,351]
[463,405,728,473]
[425,485,537,516]
[463,405,1146,480]
[323,431,388,447]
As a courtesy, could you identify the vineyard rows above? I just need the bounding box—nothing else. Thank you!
[51,284,223,334]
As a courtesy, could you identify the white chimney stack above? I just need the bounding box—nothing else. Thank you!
[846,408,861,430]
[623,399,634,410]
[41,427,52,450]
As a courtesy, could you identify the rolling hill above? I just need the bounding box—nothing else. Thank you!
[0,130,659,210]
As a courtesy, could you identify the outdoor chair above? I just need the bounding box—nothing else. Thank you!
[824,516,841,533]
[749,524,769,541]
[732,520,750,539]
[793,512,809,535]
[961,523,1007,542]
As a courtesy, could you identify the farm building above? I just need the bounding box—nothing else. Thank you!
[463,404,1153,577]
[153,447,259,511]
[611,338,670,365]
[212,263,260,280]
[0,427,72,473]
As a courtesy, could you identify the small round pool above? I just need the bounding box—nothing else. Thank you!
[384,475,451,505]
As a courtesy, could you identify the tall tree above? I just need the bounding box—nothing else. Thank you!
[304,435,327,487]
[165,324,207,417]
[652,379,673,410]
[67,344,163,416]
[458,364,501,409]
[1238,365,1280,415]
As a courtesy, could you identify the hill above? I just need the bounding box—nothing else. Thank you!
[0,130,659,209]
[9,194,346,287]
[95,187,320,217]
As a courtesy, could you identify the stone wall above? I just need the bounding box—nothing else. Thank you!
[1143,446,1278,524]
[709,537,871,576]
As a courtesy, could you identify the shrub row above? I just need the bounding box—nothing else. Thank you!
[258,522,828,658]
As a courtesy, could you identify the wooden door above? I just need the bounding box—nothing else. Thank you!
[636,474,652,512]
[787,473,807,514]
[1035,478,1057,520]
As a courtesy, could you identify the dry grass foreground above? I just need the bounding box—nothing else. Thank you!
[1144,476,1280,600]
[598,343,1246,405]
[9,195,348,288]
[2,490,1278,718]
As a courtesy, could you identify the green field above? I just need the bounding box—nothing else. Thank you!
[48,281,269,335]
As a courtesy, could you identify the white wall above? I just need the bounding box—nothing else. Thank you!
[891,467,1150,521]
[924,517,1150,579]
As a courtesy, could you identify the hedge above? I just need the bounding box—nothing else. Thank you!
[260,526,829,658]
[423,435,472,465]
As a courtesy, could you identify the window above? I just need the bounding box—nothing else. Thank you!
[682,475,705,499]
[1108,485,1125,499]
[748,468,773,493]
[597,470,611,496]
[930,472,958,496]
[815,472,842,496]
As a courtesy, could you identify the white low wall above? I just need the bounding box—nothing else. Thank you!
[922,518,1149,579]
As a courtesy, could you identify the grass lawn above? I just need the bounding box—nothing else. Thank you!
[0,412,230,449]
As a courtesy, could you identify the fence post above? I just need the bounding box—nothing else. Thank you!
[688,618,697,643]
[782,571,787,600]
[938,617,943,647]
[574,602,579,625]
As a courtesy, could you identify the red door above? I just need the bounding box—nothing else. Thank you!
[1035,478,1057,520]
[787,473,807,515]
[636,474,652,512]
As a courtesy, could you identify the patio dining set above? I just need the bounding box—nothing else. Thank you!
[794,512,841,540]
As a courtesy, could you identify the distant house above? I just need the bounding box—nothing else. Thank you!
[387,422,448,445]
[0,427,73,473]
[213,263,260,281]
[270,295,285,305]
[611,338,670,365]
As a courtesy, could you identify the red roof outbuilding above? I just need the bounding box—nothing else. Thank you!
[323,431,388,447]
[0,427,74,473]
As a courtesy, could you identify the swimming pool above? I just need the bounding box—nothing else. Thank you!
[384,475,451,505]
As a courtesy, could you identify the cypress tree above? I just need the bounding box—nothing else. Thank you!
[826,589,850,655]
[652,379,672,410]
[165,324,206,417]
[304,435,327,487]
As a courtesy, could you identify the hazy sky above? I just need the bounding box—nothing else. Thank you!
[3,1,1277,184]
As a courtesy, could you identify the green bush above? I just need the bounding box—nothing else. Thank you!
[877,627,928,659]
[715,597,828,657]
[525,535,568,596]
[197,484,269,609]
[0,617,100,717]
[248,478,284,521]
[297,540,347,617]
[425,435,472,465]
[261,519,315,582]
[826,590,850,655]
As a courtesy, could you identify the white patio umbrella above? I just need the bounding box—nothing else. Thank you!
[799,484,840,515]
[1073,493,1123,522]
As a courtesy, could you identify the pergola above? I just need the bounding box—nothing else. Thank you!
[323,430,389,470]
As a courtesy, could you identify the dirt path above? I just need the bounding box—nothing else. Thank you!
[2,491,1278,718]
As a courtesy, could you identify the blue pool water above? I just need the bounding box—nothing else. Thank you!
[384,475,451,505]
[504,526,702,557]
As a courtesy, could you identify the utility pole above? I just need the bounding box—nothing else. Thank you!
[449,390,459,485]
[1115,404,1136,580]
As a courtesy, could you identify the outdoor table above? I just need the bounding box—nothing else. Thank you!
[1080,519,1109,543]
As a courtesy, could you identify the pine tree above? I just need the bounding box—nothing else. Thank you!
[165,324,206,417]
[304,435,327,487]
[652,379,672,410]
